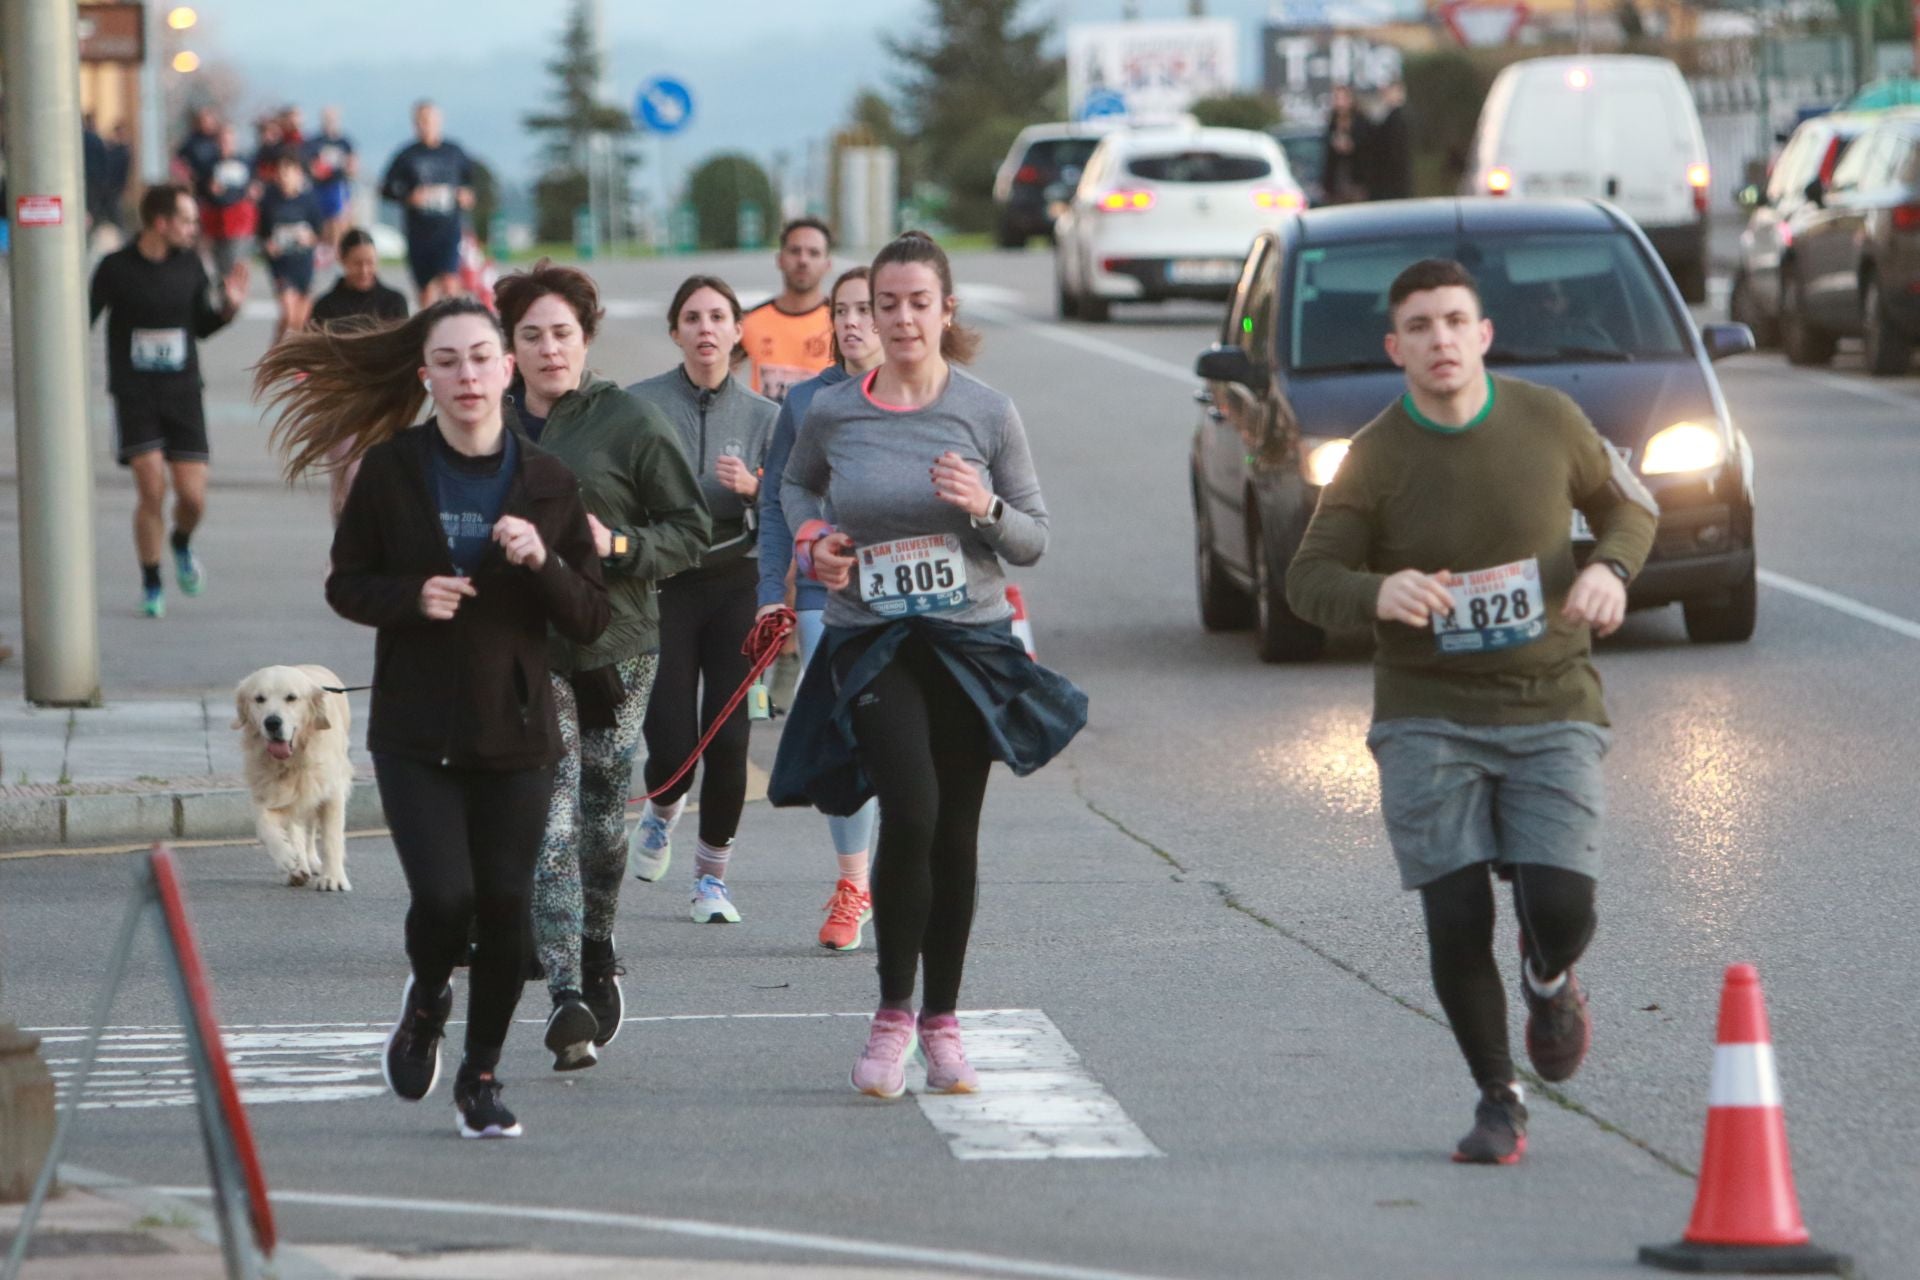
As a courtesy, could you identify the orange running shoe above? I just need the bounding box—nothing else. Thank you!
[818,878,872,951]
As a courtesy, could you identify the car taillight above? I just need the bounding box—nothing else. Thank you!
[1015,165,1042,185]
[1777,220,1793,249]
[1486,167,1513,195]
[1097,189,1155,212]
[1892,203,1920,232]
[1252,188,1303,210]
[1688,163,1711,214]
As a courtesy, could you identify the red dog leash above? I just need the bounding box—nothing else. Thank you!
[628,605,796,804]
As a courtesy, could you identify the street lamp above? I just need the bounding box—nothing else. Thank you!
[166,6,197,30]
[170,49,199,73]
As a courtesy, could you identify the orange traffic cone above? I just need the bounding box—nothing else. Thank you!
[1639,963,1848,1274]
[1006,584,1037,661]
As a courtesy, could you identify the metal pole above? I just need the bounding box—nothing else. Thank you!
[139,0,166,183]
[3,0,105,707]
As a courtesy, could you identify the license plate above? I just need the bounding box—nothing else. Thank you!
[1168,259,1239,285]
[857,534,969,618]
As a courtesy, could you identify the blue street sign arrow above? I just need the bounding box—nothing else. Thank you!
[637,77,694,135]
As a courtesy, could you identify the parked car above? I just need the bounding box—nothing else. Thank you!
[1190,198,1757,663]
[1730,111,1871,348]
[1461,55,1713,301]
[992,122,1118,249]
[1054,126,1305,323]
[1268,124,1326,206]
[1775,110,1920,375]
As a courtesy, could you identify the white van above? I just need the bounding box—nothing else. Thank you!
[1462,55,1711,300]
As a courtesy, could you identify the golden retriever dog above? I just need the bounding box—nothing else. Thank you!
[231,664,354,891]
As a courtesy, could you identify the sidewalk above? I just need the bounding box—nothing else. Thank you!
[0,695,381,851]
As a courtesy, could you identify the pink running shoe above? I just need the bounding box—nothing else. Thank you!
[851,1009,915,1099]
[917,1013,979,1094]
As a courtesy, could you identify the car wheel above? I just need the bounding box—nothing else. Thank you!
[1682,563,1757,644]
[1674,257,1707,305]
[1055,268,1079,320]
[1250,513,1324,663]
[1862,275,1912,377]
[1729,270,1779,349]
[1780,272,1836,366]
[1080,291,1110,323]
[1194,489,1252,632]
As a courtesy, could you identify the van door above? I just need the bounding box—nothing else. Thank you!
[1591,64,1699,230]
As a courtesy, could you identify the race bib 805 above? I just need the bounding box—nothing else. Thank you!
[858,534,969,618]
[1432,558,1547,654]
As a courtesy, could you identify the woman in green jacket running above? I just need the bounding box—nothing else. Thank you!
[494,261,711,1071]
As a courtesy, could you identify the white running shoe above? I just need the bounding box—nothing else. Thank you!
[628,808,673,881]
[689,874,741,924]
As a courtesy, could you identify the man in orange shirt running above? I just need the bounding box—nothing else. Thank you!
[742,217,834,402]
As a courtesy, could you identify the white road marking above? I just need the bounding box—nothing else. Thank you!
[30,1009,1158,1162]
[153,1186,1179,1280]
[908,1009,1161,1160]
[963,298,1197,384]
[1758,569,1920,642]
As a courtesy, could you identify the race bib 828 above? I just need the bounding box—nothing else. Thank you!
[1432,558,1547,654]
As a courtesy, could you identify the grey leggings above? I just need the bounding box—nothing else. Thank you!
[531,654,657,997]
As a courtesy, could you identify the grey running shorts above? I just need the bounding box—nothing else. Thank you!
[1365,717,1610,891]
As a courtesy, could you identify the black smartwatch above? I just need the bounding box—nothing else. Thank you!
[1598,558,1631,585]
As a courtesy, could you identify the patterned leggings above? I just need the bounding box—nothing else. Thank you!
[531,654,657,998]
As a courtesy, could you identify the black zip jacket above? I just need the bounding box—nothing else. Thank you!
[326,423,610,770]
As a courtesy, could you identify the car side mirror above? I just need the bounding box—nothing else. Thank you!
[1195,344,1266,392]
[1804,177,1825,207]
[1699,322,1756,362]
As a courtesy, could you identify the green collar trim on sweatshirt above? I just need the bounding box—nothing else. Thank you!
[1402,374,1495,435]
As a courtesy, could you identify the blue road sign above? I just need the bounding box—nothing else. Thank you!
[1079,88,1128,122]
[636,77,695,135]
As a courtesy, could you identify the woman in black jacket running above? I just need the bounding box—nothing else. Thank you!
[257,296,609,1139]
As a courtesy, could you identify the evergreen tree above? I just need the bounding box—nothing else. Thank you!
[887,0,1062,231]
[523,0,637,245]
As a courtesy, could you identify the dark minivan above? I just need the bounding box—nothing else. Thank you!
[1190,198,1757,661]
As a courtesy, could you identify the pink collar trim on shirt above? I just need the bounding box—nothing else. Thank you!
[861,368,919,413]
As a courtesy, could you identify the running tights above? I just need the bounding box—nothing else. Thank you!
[835,636,992,1015]
[1420,862,1597,1089]
[374,754,553,1060]
[642,560,757,847]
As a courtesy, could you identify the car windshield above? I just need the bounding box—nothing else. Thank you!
[1286,232,1689,373]
[1275,133,1324,186]
[1020,138,1099,177]
[1128,150,1272,183]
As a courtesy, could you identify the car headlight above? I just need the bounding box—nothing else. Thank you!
[1304,438,1351,487]
[1640,422,1725,475]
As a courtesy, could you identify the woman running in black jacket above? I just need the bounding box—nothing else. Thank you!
[257,296,609,1139]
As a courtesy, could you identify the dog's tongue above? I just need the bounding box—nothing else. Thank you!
[267,740,293,761]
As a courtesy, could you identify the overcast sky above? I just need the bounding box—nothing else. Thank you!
[189,0,1279,200]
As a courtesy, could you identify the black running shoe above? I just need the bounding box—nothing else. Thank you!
[1523,968,1591,1083]
[382,976,452,1102]
[453,1070,523,1139]
[1453,1083,1528,1165]
[581,937,625,1048]
[544,993,599,1072]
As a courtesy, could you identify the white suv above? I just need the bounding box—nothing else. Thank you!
[1054,127,1304,322]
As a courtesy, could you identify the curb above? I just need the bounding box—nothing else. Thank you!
[0,778,383,852]
[58,1164,348,1280]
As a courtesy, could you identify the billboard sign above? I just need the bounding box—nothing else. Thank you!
[1066,19,1240,126]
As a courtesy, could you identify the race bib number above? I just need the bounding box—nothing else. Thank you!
[857,534,969,618]
[270,222,308,252]
[417,184,457,213]
[129,328,188,373]
[213,159,251,190]
[1432,558,1547,654]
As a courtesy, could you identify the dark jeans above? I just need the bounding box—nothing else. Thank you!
[834,634,992,1015]
[374,753,553,1058]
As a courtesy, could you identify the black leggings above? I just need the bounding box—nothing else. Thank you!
[374,754,553,1061]
[1420,863,1597,1088]
[834,635,992,1015]
[642,559,757,847]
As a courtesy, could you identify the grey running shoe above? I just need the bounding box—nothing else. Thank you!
[1453,1083,1528,1165]
[1523,968,1591,1083]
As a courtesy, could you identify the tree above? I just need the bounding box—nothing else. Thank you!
[1190,93,1281,132]
[687,154,776,250]
[523,0,637,245]
[887,0,1063,231]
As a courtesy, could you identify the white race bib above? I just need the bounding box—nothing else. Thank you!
[129,328,188,373]
[270,222,308,252]
[857,534,969,618]
[1432,558,1547,654]
[417,184,457,213]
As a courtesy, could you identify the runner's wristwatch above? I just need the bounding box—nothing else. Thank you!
[1598,558,1630,584]
[970,496,1005,529]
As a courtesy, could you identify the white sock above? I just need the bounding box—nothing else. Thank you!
[646,796,686,831]
[1524,959,1567,999]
